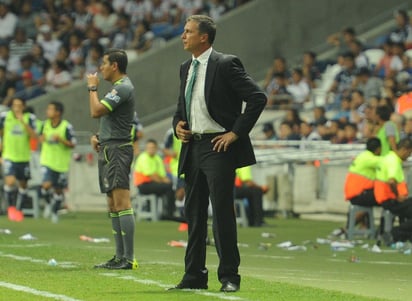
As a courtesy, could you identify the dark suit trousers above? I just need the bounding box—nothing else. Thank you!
[183,137,241,285]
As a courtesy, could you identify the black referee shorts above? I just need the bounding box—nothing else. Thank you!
[98,142,133,194]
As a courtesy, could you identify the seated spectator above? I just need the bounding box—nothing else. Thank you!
[84,43,103,78]
[234,165,267,227]
[266,72,292,108]
[344,122,359,143]
[67,31,85,79]
[129,20,155,55]
[37,24,62,64]
[332,96,351,124]
[45,60,72,91]
[375,40,403,79]
[110,12,134,49]
[286,68,310,107]
[30,43,50,75]
[348,39,369,69]
[312,106,328,126]
[13,70,45,101]
[0,2,18,42]
[387,10,411,45]
[283,108,302,136]
[375,105,399,156]
[349,90,367,125]
[9,27,34,70]
[301,50,321,88]
[299,121,321,150]
[328,52,357,108]
[55,14,76,48]
[277,121,300,141]
[344,138,381,229]
[17,0,39,40]
[263,56,290,92]
[82,26,105,54]
[124,0,151,26]
[353,67,383,101]
[261,122,277,140]
[397,54,412,90]
[73,0,93,32]
[14,54,44,90]
[92,1,118,37]
[327,27,358,56]
[330,120,347,144]
[374,138,412,245]
[0,65,15,105]
[0,42,19,73]
[133,139,176,218]
[206,0,230,21]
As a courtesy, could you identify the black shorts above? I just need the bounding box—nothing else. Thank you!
[2,160,31,181]
[98,142,133,193]
[41,166,68,189]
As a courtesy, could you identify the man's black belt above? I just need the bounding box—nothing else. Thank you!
[192,132,225,141]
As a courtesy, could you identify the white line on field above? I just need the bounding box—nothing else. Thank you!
[0,281,83,301]
[100,273,248,301]
[328,258,412,266]
[1,243,51,248]
[0,252,78,268]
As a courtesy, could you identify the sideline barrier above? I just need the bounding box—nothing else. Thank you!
[251,140,412,215]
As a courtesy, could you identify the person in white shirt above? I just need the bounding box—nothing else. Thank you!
[287,68,310,105]
[0,3,17,41]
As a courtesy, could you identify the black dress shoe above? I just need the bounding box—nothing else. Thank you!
[220,281,239,292]
[168,281,208,290]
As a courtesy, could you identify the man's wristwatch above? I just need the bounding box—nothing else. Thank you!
[88,86,98,92]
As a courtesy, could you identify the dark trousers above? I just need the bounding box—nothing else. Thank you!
[183,138,240,285]
[235,186,264,226]
[349,189,379,207]
[382,198,412,241]
[137,182,175,217]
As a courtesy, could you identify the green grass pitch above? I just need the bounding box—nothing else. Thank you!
[0,212,410,301]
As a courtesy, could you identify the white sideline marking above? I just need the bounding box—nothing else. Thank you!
[328,258,412,266]
[1,243,50,248]
[100,273,247,301]
[0,281,83,301]
[0,252,78,268]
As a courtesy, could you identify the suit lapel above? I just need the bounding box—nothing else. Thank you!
[205,50,219,104]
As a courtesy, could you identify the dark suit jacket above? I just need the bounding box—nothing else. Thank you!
[173,50,267,176]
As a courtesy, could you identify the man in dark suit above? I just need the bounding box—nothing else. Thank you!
[171,15,267,292]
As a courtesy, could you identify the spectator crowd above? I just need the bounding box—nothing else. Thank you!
[261,9,412,147]
[0,0,250,105]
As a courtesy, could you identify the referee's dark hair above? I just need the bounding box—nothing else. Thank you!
[366,137,381,153]
[105,48,128,74]
[50,100,64,115]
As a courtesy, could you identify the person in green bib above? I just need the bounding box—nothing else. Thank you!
[133,139,176,218]
[0,97,37,211]
[39,101,76,223]
[375,105,399,156]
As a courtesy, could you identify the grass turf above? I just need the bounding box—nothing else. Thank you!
[0,212,410,301]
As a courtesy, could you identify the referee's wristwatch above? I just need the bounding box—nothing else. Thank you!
[88,86,98,92]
